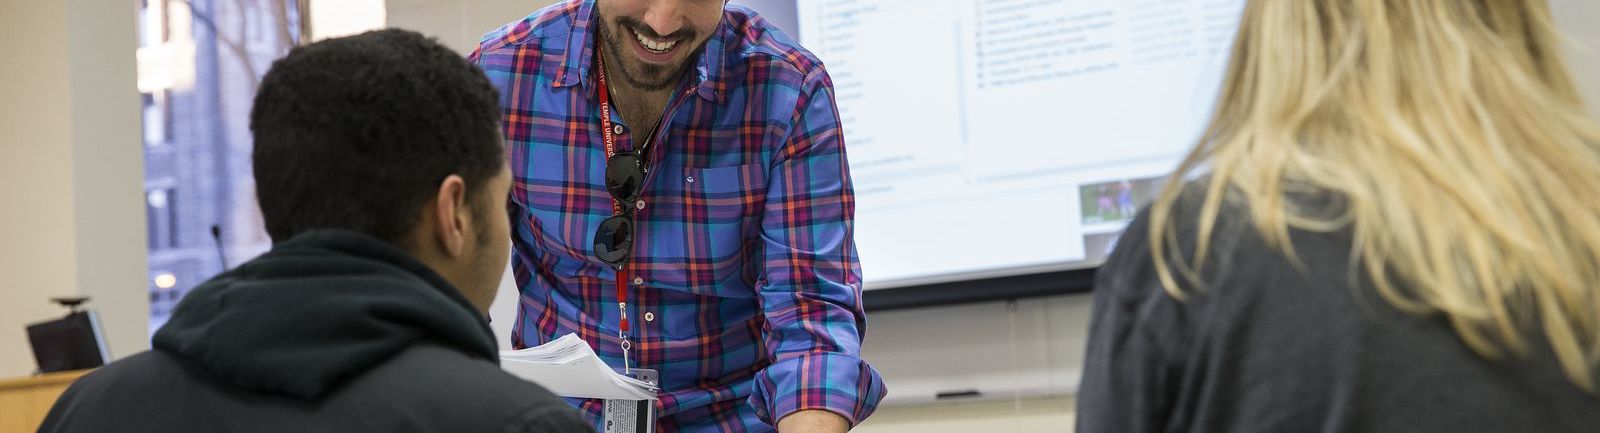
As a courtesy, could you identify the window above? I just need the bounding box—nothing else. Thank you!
[145,188,179,250]
[141,91,171,146]
[140,0,301,334]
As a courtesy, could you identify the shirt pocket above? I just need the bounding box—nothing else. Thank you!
[693,163,767,219]
[672,162,767,288]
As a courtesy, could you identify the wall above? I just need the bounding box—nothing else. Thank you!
[0,0,147,378]
[386,0,546,53]
[1553,0,1600,119]
[65,0,150,379]
[388,1,1600,432]
[1,0,78,379]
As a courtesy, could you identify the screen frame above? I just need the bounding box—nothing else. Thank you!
[863,267,1097,311]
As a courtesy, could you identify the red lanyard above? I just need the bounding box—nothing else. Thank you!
[595,45,633,366]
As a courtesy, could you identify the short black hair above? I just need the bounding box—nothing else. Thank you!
[251,29,503,243]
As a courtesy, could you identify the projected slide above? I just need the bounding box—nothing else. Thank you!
[797,0,1245,288]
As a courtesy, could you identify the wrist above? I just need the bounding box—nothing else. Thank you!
[776,409,850,433]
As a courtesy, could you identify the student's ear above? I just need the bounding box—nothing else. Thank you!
[432,174,470,258]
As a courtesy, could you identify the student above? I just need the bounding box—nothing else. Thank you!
[1078,1,1600,432]
[40,29,590,433]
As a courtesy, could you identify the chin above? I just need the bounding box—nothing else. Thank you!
[623,59,690,90]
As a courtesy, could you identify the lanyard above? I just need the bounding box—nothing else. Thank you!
[595,45,633,372]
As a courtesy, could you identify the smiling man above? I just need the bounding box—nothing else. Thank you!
[468,1,885,432]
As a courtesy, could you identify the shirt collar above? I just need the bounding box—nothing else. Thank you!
[553,0,727,104]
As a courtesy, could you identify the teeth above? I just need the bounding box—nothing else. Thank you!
[635,31,677,53]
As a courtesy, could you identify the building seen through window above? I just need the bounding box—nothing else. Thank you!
[137,0,300,331]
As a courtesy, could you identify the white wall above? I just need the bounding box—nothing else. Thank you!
[1,0,78,379]
[389,1,1600,432]
[386,0,544,53]
[309,0,390,40]
[1554,0,1600,118]
[0,0,147,378]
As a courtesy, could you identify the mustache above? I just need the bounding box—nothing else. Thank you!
[613,16,696,42]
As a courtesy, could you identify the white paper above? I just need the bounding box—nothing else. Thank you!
[500,333,658,400]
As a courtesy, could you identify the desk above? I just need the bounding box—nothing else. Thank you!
[0,370,89,433]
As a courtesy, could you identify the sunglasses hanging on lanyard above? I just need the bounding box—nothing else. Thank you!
[593,41,663,433]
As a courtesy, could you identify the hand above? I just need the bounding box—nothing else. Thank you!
[776,410,849,433]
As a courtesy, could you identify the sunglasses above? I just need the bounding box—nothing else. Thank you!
[595,150,645,267]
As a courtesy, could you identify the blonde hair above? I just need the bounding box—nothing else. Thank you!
[1150,0,1600,390]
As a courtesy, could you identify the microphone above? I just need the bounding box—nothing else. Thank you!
[210,225,229,271]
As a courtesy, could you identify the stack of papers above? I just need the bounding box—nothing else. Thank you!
[500,333,658,400]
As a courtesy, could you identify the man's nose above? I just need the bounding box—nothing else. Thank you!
[638,1,686,37]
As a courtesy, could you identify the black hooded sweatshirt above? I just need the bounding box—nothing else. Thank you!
[39,230,590,433]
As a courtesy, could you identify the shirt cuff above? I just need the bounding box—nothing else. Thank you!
[748,351,887,427]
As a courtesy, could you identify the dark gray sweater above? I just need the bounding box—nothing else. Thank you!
[1077,190,1600,433]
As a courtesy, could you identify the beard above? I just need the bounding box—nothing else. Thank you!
[597,15,706,92]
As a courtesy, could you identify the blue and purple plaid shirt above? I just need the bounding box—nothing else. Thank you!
[469,1,885,431]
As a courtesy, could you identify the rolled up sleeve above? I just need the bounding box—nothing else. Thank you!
[747,67,886,427]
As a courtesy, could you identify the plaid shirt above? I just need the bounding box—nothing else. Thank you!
[469,1,885,431]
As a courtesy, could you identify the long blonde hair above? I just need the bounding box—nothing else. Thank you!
[1150,0,1600,390]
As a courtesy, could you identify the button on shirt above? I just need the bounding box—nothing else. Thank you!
[468,1,886,432]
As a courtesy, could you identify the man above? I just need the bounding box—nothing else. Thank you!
[40,29,589,433]
[470,1,886,432]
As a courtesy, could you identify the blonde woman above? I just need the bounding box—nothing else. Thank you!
[1077,1,1600,432]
